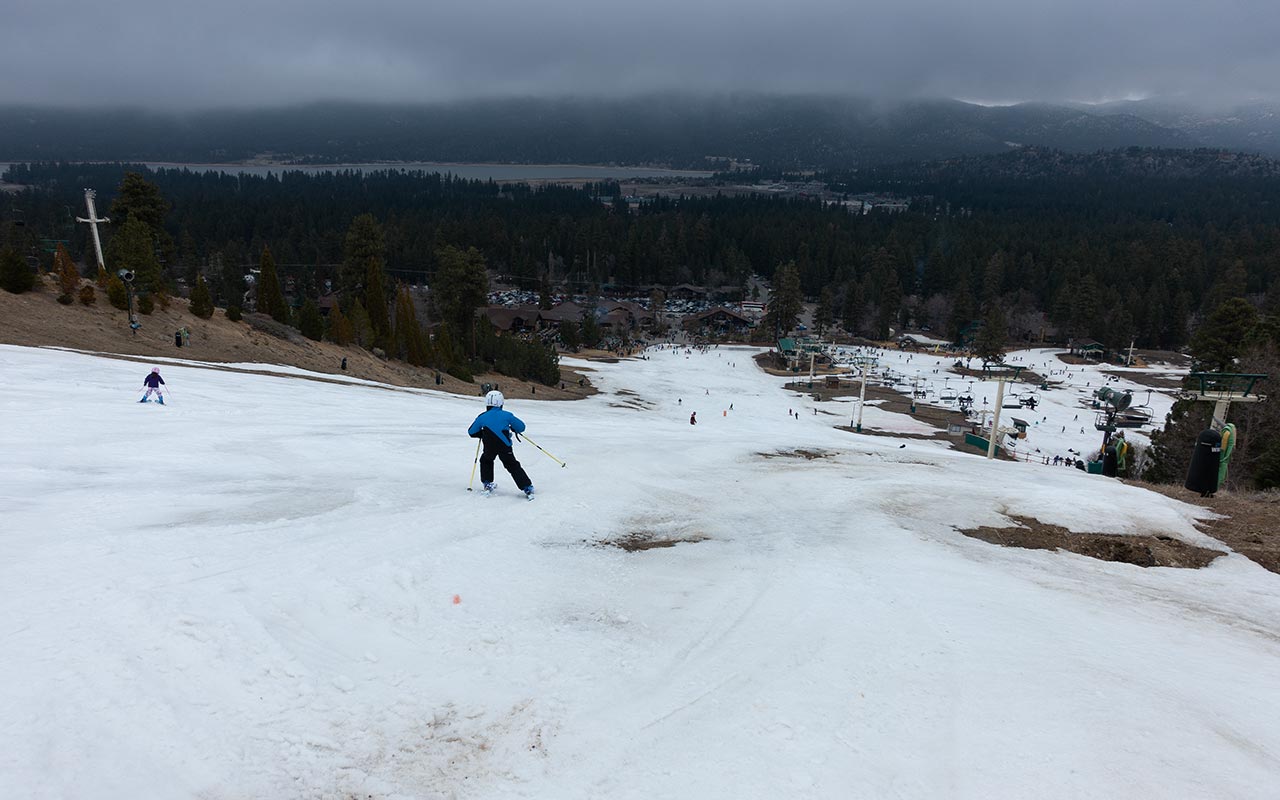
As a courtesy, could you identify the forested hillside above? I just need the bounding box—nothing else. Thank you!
[6,152,1279,351]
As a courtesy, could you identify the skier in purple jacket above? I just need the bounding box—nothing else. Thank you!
[140,367,166,404]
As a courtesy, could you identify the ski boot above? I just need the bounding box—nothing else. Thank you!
[523,485,535,502]
[158,396,165,405]
[481,482,496,496]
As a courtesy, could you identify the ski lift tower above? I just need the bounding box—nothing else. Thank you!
[76,189,110,272]
[1092,386,1133,452]
[981,361,1024,459]
[1187,373,1268,430]
[850,355,877,433]
[1184,373,1267,490]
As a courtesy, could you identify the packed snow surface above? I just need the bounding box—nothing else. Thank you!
[2,343,1278,799]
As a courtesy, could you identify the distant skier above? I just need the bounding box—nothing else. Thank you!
[690,412,697,425]
[468,391,534,499]
[140,367,165,404]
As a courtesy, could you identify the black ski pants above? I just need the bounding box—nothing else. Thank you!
[479,428,532,489]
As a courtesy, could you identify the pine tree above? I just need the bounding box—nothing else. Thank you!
[762,261,802,339]
[105,216,163,294]
[189,274,214,319]
[109,171,174,271]
[1191,298,1259,373]
[982,251,1005,303]
[559,321,582,350]
[54,244,79,303]
[393,285,428,364]
[841,281,864,335]
[875,279,902,340]
[0,247,34,294]
[433,245,489,357]
[106,274,128,309]
[364,257,391,349]
[298,299,324,341]
[814,286,835,336]
[341,214,385,297]
[328,305,355,345]
[539,273,553,310]
[219,254,245,312]
[110,172,169,234]
[580,313,602,348]
[256,246,289,323]
[974,304,1008,364]
[348,298,374,347]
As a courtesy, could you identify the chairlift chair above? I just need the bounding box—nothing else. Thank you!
[1114,407,1153,428]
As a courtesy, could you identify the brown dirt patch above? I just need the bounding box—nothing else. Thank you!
[959,514,1225,568]
[758,448,835,460]
[834,426,951,445]
[1137,483,1280,574]
[1099,370,1185,390]
[0,276,596,401]
[596,531,710,551]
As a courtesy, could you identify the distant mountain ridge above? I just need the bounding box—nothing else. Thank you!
[1,95,1276,170]
[846,146,1280,186]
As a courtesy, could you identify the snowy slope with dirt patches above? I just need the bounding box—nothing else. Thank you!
[1,343,1278,799]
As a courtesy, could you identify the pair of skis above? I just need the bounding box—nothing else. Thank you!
[478,487,535,502]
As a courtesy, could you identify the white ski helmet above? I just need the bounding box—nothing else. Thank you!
[485,390,505,408]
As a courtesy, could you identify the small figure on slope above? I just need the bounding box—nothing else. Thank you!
[468,391,535,499]
[140,367,166,404]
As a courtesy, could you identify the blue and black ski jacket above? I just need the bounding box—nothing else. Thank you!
[143,373,165,388]
[468,407,525,447]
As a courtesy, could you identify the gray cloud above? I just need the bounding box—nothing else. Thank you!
[2,0,1277,107]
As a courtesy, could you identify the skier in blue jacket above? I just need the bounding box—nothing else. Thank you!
[468,390,534,498]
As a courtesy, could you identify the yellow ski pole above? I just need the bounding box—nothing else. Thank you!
[466,439,482,490]
[517,433,566,468]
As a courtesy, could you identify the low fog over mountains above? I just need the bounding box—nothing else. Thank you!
[2,95,1277,169]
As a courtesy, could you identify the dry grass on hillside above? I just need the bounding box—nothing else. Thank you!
[0,275,596,402]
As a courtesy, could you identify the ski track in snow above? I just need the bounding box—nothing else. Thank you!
[1,342,1279,799]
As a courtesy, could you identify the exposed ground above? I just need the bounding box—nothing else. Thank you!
[1139,483,1280,574]
[961,486,1280,574]
[0,275,597,400]
[959,514,1225,568]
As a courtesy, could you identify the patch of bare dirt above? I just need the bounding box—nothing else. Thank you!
[834,426,947,444]
[596,530,710,551]
[1137,483,1280,574]
[1100,370,1185,390]
[959,514,1225,569]
[0,276,596,401]
[758,448,835,460]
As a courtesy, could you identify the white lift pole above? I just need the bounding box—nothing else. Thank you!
[76,189,110,271]
[855,361,868,432]
[987,377,1007,459]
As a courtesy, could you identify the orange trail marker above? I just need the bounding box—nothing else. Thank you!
[452,594,461,605]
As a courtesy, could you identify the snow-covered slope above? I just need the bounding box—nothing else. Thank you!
[2,344,1278,799]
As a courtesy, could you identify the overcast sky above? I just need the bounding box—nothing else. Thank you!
[3,1,1277,108]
